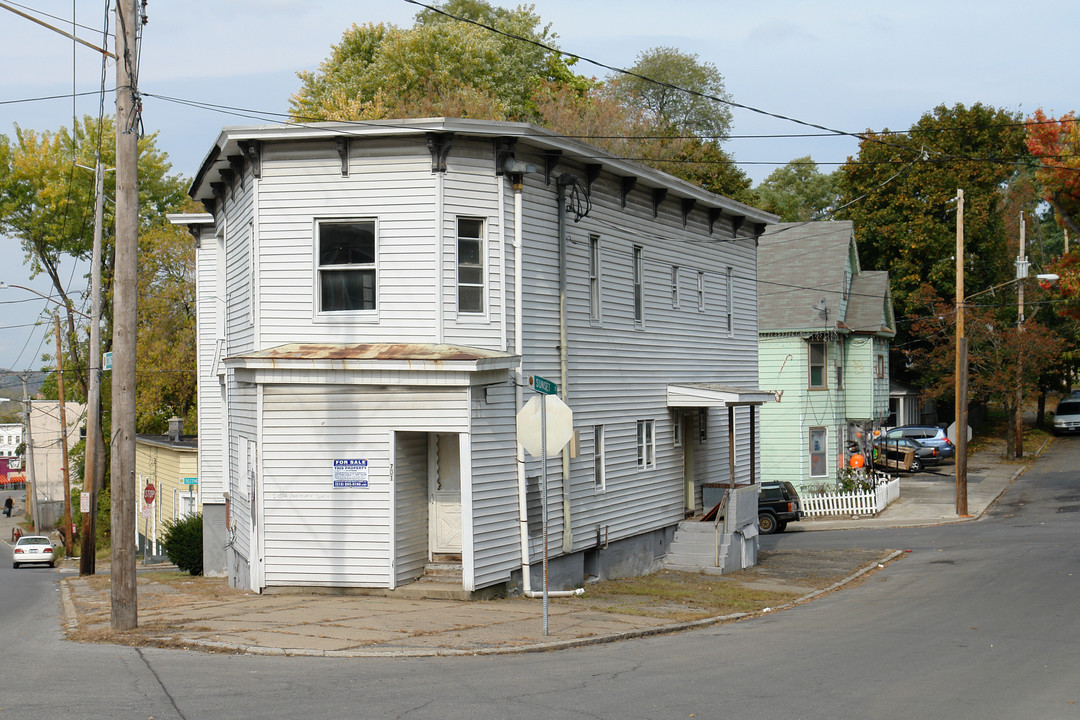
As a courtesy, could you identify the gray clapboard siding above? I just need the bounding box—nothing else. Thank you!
[195,233,224,501]
[393,431,428,585]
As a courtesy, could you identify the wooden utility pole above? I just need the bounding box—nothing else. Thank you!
[53,314,73,556]
[111,0,139,630]
[81,158,104,576]
[955,189,968,516]
[1015,212,1026,458]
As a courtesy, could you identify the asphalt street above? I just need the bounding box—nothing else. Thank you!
[1,439,1078,719]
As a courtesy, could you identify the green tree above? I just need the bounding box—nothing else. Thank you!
[609,46,732,140]
[753,156,841,221]
[837,103,1030,322]
[290,2,582,123]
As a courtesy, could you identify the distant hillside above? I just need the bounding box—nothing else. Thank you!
[0,370,45,400]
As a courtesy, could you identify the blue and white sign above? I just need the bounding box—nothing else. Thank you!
[333,459,369,488]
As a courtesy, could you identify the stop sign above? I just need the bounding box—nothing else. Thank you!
[143,483,156,505]
[516,394,574,458]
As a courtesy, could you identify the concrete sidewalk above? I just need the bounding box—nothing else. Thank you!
[0,439,1042,657]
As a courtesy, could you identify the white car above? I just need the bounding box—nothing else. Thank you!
[1053,399,1080,436]
[12,535,56,568]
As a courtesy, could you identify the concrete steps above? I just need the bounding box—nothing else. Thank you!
[664,520,729,572]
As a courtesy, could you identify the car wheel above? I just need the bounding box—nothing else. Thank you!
[48,560,55,568]
[12,562,18,569]
[776,521,788,534]
[910,457,923,472]
[758,512,778,535]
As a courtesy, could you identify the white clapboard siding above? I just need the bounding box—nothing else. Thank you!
[260,385,468,588]
[393,430,428,585]
[256,140,441,349]
[468,383,521,588]
[195,230,224,501]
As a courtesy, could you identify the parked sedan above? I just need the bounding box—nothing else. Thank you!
[12,535,55,568]
[872,437,940,472]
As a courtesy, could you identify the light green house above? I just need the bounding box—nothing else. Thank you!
[757,222,895,491]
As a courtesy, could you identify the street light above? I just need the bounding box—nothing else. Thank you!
[0,282,90,319]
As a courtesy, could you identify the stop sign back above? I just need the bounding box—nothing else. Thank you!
[143,483,156,505]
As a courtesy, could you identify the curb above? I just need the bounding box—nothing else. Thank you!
[149,550,905,658]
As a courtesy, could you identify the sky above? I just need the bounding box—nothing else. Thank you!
[0,0,1077,374]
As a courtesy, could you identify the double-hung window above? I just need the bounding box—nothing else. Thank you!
[593,425,606,490]
[809,427,827,477]
[589,234,602,322]
[457,217,484,314]
[725,266,734,334]
[808,341,827,389]
[697,270,706,312]
[637,419,655,469]
[318,219,376,312]
[671,266,681,308]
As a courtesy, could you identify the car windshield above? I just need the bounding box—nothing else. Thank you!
[1057,402,1080,416]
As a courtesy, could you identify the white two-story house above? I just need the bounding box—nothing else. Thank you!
[172,118,776,595]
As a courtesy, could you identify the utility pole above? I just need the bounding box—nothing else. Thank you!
[81,157,104,576]
[111,0,139,631]
[53,314,73,556]
[955,189,968,516]
[1015,212,1027,458]
[22,376,40,532]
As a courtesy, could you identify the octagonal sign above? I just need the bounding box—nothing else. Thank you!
[516,394,574,458]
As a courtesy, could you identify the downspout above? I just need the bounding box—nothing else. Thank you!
[557,174,574,554]
[513,172,583,598]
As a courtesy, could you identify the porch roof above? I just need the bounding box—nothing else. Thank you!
[225,343,518,373]
[666,383,776,407]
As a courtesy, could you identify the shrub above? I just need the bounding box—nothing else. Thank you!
[161,513,203,575]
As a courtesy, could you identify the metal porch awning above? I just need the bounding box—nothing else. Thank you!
[666,383,776,408]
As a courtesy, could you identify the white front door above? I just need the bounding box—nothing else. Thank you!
[429,433,462,554]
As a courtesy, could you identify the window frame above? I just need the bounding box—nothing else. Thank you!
[697,270,706,312]
[876,354,886,379]
[725,266,734,335]
[808,341,827,389]
[315,218,378,316]
[809,427,828,477]
[633,245,644,326]
[636,419,655,470]
[588,234,602,323]
[456,216,485,315]
[671,265,681,309]
[593,424,606,490]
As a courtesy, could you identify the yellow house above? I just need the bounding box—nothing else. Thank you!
[136,417,198,561]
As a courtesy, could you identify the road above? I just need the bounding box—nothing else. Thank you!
[2,440,1078,719]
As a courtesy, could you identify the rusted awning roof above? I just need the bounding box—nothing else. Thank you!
[667,383,776,407]
[225,342,517,373]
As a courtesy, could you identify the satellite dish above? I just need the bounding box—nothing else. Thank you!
[812,297,829,321]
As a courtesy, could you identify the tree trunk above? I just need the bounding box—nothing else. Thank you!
[1003,400,1017,458]
[1036,391,1047,428]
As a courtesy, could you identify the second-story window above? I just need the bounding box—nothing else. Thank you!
[697,270,706,312]
[637,419,655,469]
[633,246,644,325]
[589,234,602,322]
[725,266,734,334]
[671,265,681,308]
[318,219,376,312]
[808,341,827,389]
[457,217,484,314]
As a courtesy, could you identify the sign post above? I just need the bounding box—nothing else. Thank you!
[516,375,572,636]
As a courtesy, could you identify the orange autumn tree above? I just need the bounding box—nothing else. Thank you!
[1025,109,1080,236]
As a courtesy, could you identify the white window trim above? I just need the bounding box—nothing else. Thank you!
[697,270,706,313]
[725,266,734,335]
[589,234,602,324]
[809,341,827,389]
[313,217,379,323]
[671,265,681,309]
[637,419,655,470]
[809,426,828,477]
[633,246,644,327]
[456,216,487,318]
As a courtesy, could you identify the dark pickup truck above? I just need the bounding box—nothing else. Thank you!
[758,481,805,534]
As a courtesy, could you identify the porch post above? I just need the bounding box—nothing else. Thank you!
[728,405,736,489]
[750,405,757,485]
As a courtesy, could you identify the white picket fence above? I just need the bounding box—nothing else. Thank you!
[801,477,901,517]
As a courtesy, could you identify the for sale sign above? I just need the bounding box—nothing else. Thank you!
[333,459,369,488]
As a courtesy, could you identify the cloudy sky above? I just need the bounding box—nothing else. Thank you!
[1,0,1076,373]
